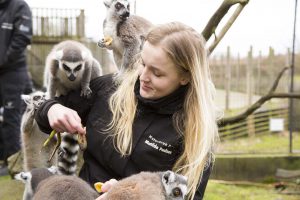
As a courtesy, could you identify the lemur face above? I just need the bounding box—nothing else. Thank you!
[55,49,86,82]
[161,171,188,200]
[21,91,47,109]
[105,0,130,21]
[60,61,84,81]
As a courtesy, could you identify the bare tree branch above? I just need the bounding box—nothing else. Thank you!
[201,0,249,54]
[208,4,248,54]
[218,67,298,126]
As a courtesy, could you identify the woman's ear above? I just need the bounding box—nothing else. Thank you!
[180,74,190,85]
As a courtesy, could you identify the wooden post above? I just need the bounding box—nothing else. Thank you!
[236,53,240,91]
[286,48,291,67]
[247,114,255,137]
[78,9,85,38]
[268,46,275,84]
[257,50,262,95]
[247,46,253,106]
[225,46,231,110]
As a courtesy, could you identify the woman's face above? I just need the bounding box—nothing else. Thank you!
[139,41,189,100]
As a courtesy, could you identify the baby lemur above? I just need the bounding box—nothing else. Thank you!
[44,40,102,99]
[98,0,153,75]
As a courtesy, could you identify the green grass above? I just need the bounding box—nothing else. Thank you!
[0,175,24,200]
[204,181,300,200]
[217,132,300,154]
[1,176,299,200]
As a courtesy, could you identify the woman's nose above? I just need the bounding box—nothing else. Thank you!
[139,66,150,82]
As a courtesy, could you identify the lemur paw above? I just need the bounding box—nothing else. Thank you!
[81,87,92,99]
[97,36,113,48]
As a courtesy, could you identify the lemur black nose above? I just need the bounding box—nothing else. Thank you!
[120,11,130,20]
[68,74,76,81]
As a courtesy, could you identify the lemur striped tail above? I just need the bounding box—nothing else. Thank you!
[57,132,80,175]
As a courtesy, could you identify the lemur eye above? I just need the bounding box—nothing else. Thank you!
[62,64,70,71]
[172,187,182,197]
[33,96,41,101]
[74,64,82,71]
[115,2,122,9]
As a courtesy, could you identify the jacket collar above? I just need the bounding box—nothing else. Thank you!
[134,79,188,115]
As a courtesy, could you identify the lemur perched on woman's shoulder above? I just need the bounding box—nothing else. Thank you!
[98,0,153,76]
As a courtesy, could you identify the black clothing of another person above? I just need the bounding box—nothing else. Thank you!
[0,0,32,161]
[35,74,212,200]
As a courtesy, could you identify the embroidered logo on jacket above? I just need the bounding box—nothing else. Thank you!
[144,135,173,155]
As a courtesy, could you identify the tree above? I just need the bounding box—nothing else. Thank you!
[202,0,300,126]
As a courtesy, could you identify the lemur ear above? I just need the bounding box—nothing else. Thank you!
[21,94,31,105]
[162,170,175,184]
[55,50,63,60]
[81,51,89,60]
[103,0,112,8]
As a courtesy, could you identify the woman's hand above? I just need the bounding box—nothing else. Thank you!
[47,104,85,134]
[95,179,118,200]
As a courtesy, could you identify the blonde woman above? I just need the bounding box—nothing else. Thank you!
[36,21,219,199]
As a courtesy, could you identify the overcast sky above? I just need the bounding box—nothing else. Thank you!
[24,0,299,57]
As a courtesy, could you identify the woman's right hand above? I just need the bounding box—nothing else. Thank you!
[47,103,85,134]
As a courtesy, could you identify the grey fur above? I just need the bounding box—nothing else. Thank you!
[21,91,57,171]
[33,175,99,200]
[105,171,188,200]
[44,40,102,98]
[98,0,153,74]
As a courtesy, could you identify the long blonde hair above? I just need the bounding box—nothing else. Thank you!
[108,22,219,199]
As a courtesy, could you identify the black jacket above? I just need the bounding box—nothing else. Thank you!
[36,74,212,200]
[0,0,32,74]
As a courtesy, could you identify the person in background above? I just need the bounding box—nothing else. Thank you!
[0,0,32,175]
[36,22,219,199]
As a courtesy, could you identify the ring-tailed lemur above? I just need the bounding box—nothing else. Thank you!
[14,166,58,200]
[42,40,98,174]
[98,0,153,75]
[44,40,103,99]
[21,91,57,171]
[103,171,188,200]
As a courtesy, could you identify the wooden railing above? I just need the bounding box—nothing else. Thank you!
[31,8,85,42]
[219,107,289,140]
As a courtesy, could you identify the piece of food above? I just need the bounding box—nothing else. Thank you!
[94,182,104,193]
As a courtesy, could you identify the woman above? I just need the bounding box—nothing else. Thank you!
[36,22,219,199]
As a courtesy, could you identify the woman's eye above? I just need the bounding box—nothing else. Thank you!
[153,71,162,77]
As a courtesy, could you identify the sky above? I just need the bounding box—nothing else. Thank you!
[24,0,300,57]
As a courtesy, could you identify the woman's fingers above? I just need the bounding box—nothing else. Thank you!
[47,104,83,134]
[101,179,118,192]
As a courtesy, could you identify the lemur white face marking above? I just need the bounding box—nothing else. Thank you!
[162,171,188,200]
[105,0,130,21]
[60,61,85,81]
[55,50,86,82]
